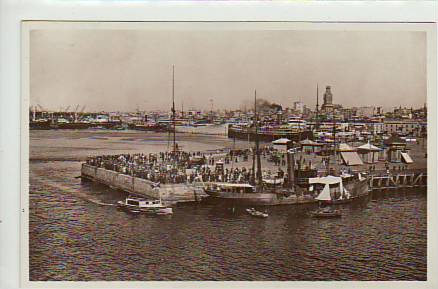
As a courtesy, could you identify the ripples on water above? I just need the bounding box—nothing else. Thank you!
[29,131,427,281]
[29,161,427,281]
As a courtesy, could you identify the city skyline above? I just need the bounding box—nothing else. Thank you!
[30,27,427,112]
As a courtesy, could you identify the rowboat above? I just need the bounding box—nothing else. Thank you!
[310,207,342,218]
[246,208,268,218]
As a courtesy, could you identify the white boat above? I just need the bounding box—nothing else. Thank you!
[246,208,268,218]
[117,196,173,215]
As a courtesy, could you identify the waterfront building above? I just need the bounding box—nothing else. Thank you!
[384,135,408,163]
[383,120,425,136]
[356,142,381,164]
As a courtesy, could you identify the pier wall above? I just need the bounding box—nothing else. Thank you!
[81,164,206,203]
[369,171,427,191]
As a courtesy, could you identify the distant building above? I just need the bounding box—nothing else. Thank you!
[321,86,334,111]
[383,120,425,136]
[356,106,375,118]
[293,101,304,113]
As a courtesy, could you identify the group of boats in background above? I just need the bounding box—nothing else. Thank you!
[115,94,369,218]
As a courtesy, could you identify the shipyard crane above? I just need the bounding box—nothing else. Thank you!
[73,104,80,122]
[79,105,86,114]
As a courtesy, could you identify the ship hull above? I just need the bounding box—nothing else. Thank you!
[128,123,168,132]
[30,120,51,130]
[204,189,317,206]
[228,126,314,142]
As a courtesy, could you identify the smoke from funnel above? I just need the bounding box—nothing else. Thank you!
[241,98,283,112]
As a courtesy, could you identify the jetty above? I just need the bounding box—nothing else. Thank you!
[369,169,427,191]
[81,163,208,204]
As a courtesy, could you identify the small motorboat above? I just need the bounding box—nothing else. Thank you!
[310,207,342,218]
[246,208,268,218]
[117,196,173,215]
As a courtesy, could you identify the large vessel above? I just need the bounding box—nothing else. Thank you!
[203,182,316,206]
[30,119,51,130]
[128,122,168,132]
[228,124,313,142]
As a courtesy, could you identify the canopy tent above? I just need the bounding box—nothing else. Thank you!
[340,152,364,166]
[337,143,363,166]
[337,143,356,152]
[272,138,291,145]
[300,138,323,153]
[309,175,345,201]
[300,139,317,145]
[401,152,414,164]
[357,142,381,164]
[357,142,381,151]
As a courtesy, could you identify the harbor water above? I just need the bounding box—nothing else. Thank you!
[29,130,427,281]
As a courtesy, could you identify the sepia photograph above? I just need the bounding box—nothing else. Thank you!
[22,21,434,283]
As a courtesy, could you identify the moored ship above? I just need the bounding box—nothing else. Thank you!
[203,182,316,206]
[228,124,314,142]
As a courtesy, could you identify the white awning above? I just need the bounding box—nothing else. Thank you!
[315,185,332,201]
[309,175,342,185]
[401,152,414,164]
[357,142,381,152]
[338,143,355,152]
[340,151,364,166]
[272,138,291,145]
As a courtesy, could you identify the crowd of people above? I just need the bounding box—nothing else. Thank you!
[85,144,295,186]
[85,149,276,185]
[88,143,397,186]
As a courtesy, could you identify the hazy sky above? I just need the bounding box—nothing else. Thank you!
[30,28,427,112]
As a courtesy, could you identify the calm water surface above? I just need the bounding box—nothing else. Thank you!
[29,130,427,281]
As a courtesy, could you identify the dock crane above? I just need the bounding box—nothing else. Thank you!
[73,104,80,122]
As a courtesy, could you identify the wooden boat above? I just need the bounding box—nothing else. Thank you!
[117,196,173,215]
[246,208,269,218]
[310,207,342,218]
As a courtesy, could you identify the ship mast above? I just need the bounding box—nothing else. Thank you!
[172,65,176,153]
[316,83,319,130]
[254,90,262,186]
[332,105,336,158]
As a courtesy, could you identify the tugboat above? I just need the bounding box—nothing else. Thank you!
[246,208,269,218]
[117,196,173,215]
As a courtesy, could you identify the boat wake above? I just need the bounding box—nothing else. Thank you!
[30,175,117,207]
[79,197,116,207]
